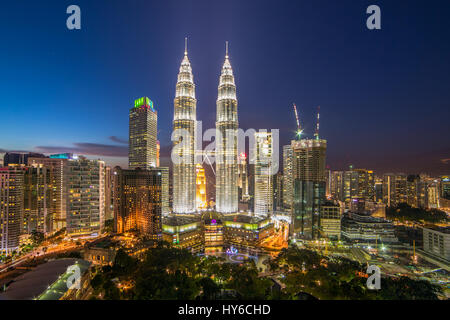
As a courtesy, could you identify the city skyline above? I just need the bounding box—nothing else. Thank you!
[0,0,449,176]
[0,1,449,303]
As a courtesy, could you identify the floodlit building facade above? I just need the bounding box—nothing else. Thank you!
[216,43,239,214]
[172,41,197,214]
[113,167,163,240]
[196,164,207,211]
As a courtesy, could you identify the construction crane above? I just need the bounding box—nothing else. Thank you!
[293,103,303,139]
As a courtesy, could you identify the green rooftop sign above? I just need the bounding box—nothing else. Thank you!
[134,97,154,110]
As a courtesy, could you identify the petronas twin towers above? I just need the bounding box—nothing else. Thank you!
[172,40,238,214]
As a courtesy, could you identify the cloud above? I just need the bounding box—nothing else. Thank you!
[109,136,128,145]
[35,143,128,157]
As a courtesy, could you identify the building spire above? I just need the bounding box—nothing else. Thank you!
[184,37,188,56]
[225,41,229,59]
[315,106,320,140]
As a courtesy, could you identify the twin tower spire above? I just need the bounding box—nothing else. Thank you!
[173,38,239,214]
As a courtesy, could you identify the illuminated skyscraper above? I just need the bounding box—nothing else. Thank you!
[28,156,69,231]
[156,140,160,167]
[172,39,197,214]
[113,167,163,239]
[238,152,249,202]
[196,164,207,211]
[23,164,52,234]
[0,167,24,254]
[282,145,293,209]
[440,176,450,200]
[292,138,327,239]
[67,157,105,237]
[129,97,158,170]
[342,168,375,202]
[216,42,238,213]
[383,173,407,207]
[254,132,274,216]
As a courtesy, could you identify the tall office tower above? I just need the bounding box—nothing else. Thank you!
[0,157,3,167]
[254,132,274,216]
[28,156,69,231]
[160,167,170,216]
[374,176,383,202]
[427,181,440,209]
[292,138,327,239]
[282,145,293,209]
[113,167,163,239]
[129,97,158,170]
[0,167,24,254]
[216,42,238,214]
[406,175,428,208]
[66,157,105,237]
[196,164,207,211]
[441,176,450,200]
[4,152,45,167]
[237,152,249,201]
[273,171,283,211]
[342,168,375,202]
[104,166,113,221]
[156,140,161,167]
[248,163,255,212]
[23,164,52,234]
[172,40,197,214]
[325,169,332,197]
[383,173,407,207]
[330,171,344,201]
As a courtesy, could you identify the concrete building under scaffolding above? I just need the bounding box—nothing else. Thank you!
[162,212,274,252]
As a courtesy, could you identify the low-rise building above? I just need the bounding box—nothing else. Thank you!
[320,202,341,240]
[341,211,398,244]
[422,226,450,263]
[162,215,203,251]
[223,214,273,248]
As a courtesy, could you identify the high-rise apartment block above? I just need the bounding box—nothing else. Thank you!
[29,155,70,231]
[0,167,24,254]
[23,164,52,234]
[66,157,105,237]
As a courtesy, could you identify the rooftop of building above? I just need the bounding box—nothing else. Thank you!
[423,225,450,234]
[222,213,270,224]
[163,214,202,227]
[344,211,392,224]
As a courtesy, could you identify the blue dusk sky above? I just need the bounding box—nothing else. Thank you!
[0,0,449,175]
